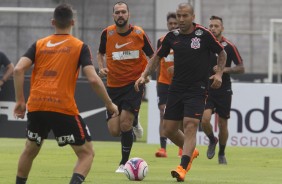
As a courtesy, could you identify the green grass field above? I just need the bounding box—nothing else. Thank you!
[1,102,282,184]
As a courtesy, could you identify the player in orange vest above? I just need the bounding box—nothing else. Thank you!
[155,12,183,158]
[13,4,118,184]
[97,2,154,173]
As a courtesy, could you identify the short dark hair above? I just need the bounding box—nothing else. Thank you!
[167,12,176,21]
[113,1,129,12]
[178,3,194,15]
[210,15,223,24]
[53,3,73,29]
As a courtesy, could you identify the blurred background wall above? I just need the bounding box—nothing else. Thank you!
[1,0,282,82]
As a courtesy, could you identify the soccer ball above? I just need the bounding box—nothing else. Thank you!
[124,157,148,181]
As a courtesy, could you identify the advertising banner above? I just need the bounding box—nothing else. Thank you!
[147,81,282,148]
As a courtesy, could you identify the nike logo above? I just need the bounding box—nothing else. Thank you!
[1,101,106,122]
[46,39,69,47]
[115,41,133,49]
[80,107,106,119]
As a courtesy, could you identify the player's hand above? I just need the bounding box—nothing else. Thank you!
[14,102,26,119]
[134,76,146,92]
[210,73,222,89]
[98,68,109,78]
[144,76,150,83]
[106,102,119,118]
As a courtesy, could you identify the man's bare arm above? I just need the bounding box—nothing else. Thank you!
[216,50,227,74]
[142,54,161,78]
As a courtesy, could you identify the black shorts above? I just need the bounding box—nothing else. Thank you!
[164,84,207,121]
[26,111,92,146]
[157,82,170,106]
[106,82,144,120]
[205,93,232,119]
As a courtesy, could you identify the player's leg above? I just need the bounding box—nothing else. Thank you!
[163,119,184,147]
[171,87,205,181]
[106,86,121,137]
[155,103,168,157]
[16,139,43,184]
[116,110,135,173]
[178,121,184,157]
[107,116,121,137]
[51,113,93,184]
[218,117,228,164]
[70,141,94,183]
[201,108,218,159]
[170,117,199,182]
[116,83,144,173]
[16,111,48,184]
[216,94,231,164]
[182,117,198,166]
[155,83,169,157]
[132,115,143,139]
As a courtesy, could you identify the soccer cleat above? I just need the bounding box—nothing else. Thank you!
[133,122,143,139]
[186,148,199,172]
[218,155,227,165]
[155,148,167,157]
[178,147,182,157]
[207,137,218,159]
[171,165,187,182]
[115,164,125,173]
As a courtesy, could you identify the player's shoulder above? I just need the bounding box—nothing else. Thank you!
[104,25,116,34]
[194,24,212,37]
[221,36,236,48]
[158,34,167,42]
[164,28,180,39]
[132,25,146,35]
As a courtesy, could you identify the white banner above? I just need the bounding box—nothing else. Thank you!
[147,81,282,148]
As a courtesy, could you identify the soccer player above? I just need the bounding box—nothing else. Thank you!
[155,12,183,158]
[135,3,226,182]
[201,15,244,164]
[0,51,14,90]
[97,1,154,173]
[13,4,118,184]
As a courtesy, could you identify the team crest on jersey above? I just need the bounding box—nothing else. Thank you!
[135,29,142,34]
[191,37,201,49]
[108,30,115,36]
[195,29,203,36]
[172,29,180,36]
[221,41,227,47]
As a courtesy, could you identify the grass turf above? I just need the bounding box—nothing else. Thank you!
[1,139,282,184]
[1,102,282,183]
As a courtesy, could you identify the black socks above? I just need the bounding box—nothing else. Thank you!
[120,129,134,165]
[180,155,191,169]
[69,173,85,184]
[16,176,27,184]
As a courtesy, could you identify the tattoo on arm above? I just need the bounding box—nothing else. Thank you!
[143,55,161,77]
[217,50,227,72]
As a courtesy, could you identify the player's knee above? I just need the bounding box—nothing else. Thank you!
[120,121,132,132]
[108,128,120,137]
[202,116,211,124]
[163,126,175,138]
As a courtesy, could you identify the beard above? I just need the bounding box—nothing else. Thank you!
[114,18,128,27]
[213,31,222,38]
